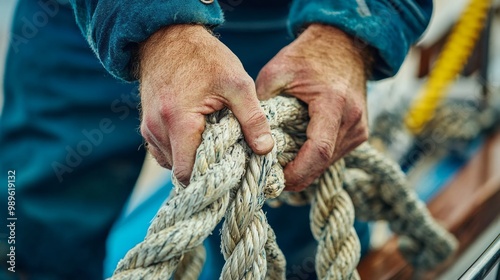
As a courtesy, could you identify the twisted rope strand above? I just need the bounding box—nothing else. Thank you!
[310,162,361,279]
[174,245,206,280]
[111,96,457,279]
[264,226,286,280]
[220,150,276,279]
[344,143,458,269]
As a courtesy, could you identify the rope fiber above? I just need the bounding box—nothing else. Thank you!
[111,96,457,279]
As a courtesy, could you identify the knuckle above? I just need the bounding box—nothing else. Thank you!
[349,104,364,124]
[324,92,348,113]
[239,108,268,133]
[140,117,165,145]
[256,62,285,87]
[314,140,335,163]
[259,64,278,80]
[140,120,158,143]
[352,120,369,145]
[158,102,177,125]
[285,172,309,191]
[140,123,150,139]
[359,126,369,143]
[331,81,350,96]
[346,126,369,152]
[330,88,348,104]
[228,74,254,93]
[244,109,268,128]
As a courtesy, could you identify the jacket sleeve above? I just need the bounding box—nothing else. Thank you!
[288,0,433,80]
[69,0,225,81]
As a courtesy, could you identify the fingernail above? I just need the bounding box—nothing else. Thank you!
[254,133,274,153]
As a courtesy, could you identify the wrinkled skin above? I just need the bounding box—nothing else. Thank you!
[139,23,369,190]
[256,24,369,191]
[139,25,274,185]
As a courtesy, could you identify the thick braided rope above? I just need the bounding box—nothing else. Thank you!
[112,114,249,278]
[370,99,500,158]
[111,96,456,279]
[173,245,206,280]
[110,96,362,279]
[344,143,458,269]
[219,146,276,279]
[268,142,458,272]
[309,162,360,279]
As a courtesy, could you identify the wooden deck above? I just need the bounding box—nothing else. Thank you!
[357,131,500,279]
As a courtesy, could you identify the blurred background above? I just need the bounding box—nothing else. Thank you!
[0,0,16,111]
[0,0,499,279]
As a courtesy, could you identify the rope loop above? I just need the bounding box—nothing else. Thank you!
[111,96,457,279]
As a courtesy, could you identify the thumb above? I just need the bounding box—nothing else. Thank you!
[227,84,274,155]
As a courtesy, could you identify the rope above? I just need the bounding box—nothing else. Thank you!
[173,245,206,280]
[309,162,360,279]
[369,97,500,170]
[111,96,457,279]
[344,144,457,269]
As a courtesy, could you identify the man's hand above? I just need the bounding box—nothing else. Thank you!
[256,24,370,191]
[139,24,274,185]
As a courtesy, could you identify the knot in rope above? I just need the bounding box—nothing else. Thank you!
[111,96,457,280]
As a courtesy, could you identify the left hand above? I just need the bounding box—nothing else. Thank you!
[256,24,370,191]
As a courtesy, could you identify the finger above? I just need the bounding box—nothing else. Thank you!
[140,121,173,169]
[284,101,342,191]
[330,100,368,160]
[226,80,274,155]
[169,113,206,185]
[332,121,369,160]
[255,60,293,100]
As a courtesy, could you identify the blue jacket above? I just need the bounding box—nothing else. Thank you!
[0,1,431,278]
[69,0,432,81]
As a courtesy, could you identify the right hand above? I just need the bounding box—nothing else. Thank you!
[139,24,274,185]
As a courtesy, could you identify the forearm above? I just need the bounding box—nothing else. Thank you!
[69,0,224,81]
[288,0,433,80]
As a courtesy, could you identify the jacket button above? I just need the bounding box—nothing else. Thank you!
[200,0,214,3]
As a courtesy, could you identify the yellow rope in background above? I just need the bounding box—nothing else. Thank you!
[405,0,492,134]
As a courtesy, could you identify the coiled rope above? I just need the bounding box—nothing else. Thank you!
[111,96,457,279]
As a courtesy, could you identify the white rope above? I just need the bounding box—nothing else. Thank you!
[110,96,457,279]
